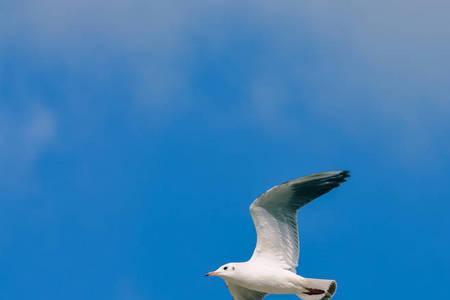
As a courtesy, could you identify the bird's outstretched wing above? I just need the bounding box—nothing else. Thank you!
[225,281,266,300]
[249,170,349,271]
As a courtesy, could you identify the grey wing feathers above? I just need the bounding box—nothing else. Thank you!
[253,170,349,211]
[287,170,350,209]
[226,282,266,300]
[249,170,349,270]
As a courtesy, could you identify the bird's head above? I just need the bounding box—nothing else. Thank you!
[206,263,237,279]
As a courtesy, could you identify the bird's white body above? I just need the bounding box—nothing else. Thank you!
[207,171,349,300]
[224,262,305,294]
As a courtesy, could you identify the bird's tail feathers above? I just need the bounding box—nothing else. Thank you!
[296,278,336,300]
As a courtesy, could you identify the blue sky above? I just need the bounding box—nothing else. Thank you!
[1,1,450,299]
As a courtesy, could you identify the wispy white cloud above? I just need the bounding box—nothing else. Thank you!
[0,104,56,184]
[241,0,450,163]
[1,0,449,164]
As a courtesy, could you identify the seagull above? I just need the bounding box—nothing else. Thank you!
[206,170,350,300]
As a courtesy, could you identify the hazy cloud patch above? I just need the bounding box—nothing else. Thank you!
[2,0,449,163]
[0,104,56,183]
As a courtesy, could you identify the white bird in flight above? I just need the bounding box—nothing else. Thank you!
[206,170,350,300]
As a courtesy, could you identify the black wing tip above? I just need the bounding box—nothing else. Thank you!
[328,281,337,295]
[315,170,350,182]
[338,170,350,181]
[292,170,350,191]
[289,170,350,187]
[329,170,350,186]
[340,170,350,177]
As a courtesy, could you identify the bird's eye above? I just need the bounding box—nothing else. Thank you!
[223,266,228,270]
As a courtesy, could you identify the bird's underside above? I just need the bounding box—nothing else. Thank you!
[225,282,266,300]
[208,171,349,300]
[225,272,337,300]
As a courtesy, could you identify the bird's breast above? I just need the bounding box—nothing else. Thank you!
[231,267,301,294]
